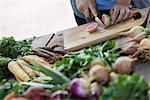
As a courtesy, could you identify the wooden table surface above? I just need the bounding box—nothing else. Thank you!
[31,8,150,84]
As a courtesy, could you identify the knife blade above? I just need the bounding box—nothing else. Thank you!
[95,17,106,28]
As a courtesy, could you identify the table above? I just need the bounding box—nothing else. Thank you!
[31,8,150,83]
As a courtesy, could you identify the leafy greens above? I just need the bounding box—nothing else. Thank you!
[101,74,149,100]
[53,40,119,79]
[0,37,32,59]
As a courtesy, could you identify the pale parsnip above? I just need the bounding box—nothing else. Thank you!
[8,61,30,82]
[17,59,36,77]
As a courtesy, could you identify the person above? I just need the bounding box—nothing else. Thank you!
[70,0,132,25]
[131,0,150,9]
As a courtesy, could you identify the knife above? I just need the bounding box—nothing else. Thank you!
[95,16,106,28]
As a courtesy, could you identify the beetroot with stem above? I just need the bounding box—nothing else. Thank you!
[120,41,138,56]
[133,38,150,60]
[113,56,137,74]
[118,26,145,37]
[89,65,110,85]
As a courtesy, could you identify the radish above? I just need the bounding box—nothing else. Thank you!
[113,56,137,74]
[102,14,111,28]
[89,65,110,85]
[86,22,98,33]
[69,78,91,99]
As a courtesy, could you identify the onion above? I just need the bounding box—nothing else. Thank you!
[89,65,110,85]
[69,78,91,99]
[50,90,68,100]
[113,56,137,74]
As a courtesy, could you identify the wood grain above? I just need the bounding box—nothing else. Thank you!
[63,9,148,51]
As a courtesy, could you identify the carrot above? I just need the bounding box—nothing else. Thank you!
[17,59,36,77]
[8,61,30,82]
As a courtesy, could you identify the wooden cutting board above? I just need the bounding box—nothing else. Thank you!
[63,8,148,51]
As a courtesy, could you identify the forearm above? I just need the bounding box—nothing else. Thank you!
[116,0,131,6]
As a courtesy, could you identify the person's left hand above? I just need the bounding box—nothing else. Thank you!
[110,5,131,25]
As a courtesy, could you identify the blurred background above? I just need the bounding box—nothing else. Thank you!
[0,0,77,40]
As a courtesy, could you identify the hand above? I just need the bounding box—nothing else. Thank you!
[110,5,131,25]
[76,0,97,17]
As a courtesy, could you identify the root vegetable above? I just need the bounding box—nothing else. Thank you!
[4,91,16,100]
[17,59,36,77]
[15,76,23,82]
[22,55,50,66]
[8,61,30,82]
[34,70,46,77]
[139,38,150,48]
[110,72,119,81]
[133,39,150,60]
[89,65,110,85]
[86,22,98,33]
[113,57,137,74]
[50,90,68,100]
[123,32,148,44]
[90,59,104,67]
[23,87,45,96]
[11,97,29,100]
[69,78,91,99]
[31,48,51,58]
[120,41,138,55]
[90,82,102,96]
[119,26,145,37]
[102,14,111,28]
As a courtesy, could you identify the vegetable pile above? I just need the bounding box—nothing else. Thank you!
[53,40,119,79]
[0,37,32,80]
[1,26,150,100]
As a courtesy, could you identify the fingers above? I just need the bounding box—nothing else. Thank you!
[111,8,119,25]
[115,9,125,24]
[89,2,97,17]
[111,5,131,25]
[84,7,90,17]
[123,9,131,20]
[76,0,97,18]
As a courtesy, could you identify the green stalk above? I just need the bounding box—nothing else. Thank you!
[28,60,70,84]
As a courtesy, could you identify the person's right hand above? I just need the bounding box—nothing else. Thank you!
[76,0,97,17]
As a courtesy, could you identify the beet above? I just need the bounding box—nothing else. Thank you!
[89,65,110,85]
[102,14,111,28]
[86,22,98,33]
[113,57,137,74]
[120,41,138,55]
